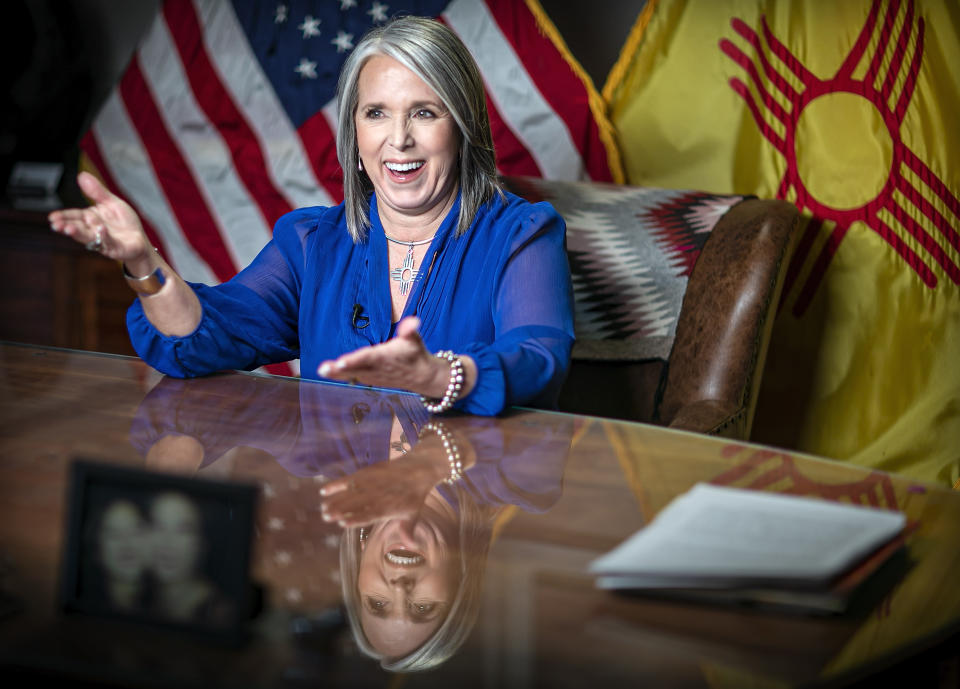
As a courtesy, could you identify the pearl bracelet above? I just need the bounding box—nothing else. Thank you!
[420,350,463,414]
[419,421,463,485]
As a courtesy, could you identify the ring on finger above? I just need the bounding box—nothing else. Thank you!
[85,227,104,252]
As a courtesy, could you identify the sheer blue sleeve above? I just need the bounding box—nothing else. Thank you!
[456,204,574,415]
[127,208,323,377]
[438,415,573,510]
[128,374,301,466]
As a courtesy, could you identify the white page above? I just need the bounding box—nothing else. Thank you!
[590,483,906,584]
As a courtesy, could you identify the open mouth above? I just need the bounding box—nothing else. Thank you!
[384,160,424,173]
[385,548,425,566]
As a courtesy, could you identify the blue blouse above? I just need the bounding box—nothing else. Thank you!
[127,191,574,415]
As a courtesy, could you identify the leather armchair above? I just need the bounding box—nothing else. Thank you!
[657,198,799,439]
[501,177,799,441]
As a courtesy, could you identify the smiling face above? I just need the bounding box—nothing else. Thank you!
[355,55,461,233]
[149,492,203,583]
[98,500,148,582]
[356,514,459,659]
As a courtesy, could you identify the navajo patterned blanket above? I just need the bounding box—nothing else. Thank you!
[502,177,744,362]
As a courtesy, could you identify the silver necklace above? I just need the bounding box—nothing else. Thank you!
[385,233,434,296]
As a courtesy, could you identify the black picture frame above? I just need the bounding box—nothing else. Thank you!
[59,459,258,644]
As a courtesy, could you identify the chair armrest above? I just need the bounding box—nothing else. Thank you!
[667,399,745,438]
[658,198,799,439]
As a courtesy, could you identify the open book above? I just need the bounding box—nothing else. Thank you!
[589,483,908,613]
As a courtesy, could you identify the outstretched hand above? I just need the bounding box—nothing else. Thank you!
[319,420,474,526]
[318,316,455,399]
[48,172,153,268]
[319,457,443,527]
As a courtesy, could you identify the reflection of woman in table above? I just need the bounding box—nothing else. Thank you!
[130,369,572,668]
[323,417,570,672]
[85,497,152,613]
[148,491,233,625]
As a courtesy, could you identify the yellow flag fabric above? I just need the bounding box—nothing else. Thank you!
[605,0,960,487]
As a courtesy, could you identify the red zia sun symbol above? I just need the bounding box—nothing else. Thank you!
[721,0,960,315]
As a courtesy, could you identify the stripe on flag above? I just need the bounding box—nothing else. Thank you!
[163,0,294,227]
[193,0,338,209]
[482,0,615,182]
[118,58,237,282]
[443,0,588,181]
[87,95,218,285]
[139,12,272,270]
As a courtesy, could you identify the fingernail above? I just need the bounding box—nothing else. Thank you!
[318,363,331,376]
[335,360,346,370]
[322,512,332,522]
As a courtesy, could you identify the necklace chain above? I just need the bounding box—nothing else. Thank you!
[385,233,435,247]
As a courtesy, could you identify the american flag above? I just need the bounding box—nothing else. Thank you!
[80,0,619,374]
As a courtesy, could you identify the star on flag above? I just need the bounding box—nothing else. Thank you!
[331,30,354,53]
[368,2,389,23]
[298,14,321,38]
[294,57,318,79]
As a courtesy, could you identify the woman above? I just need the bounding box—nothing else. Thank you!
[48,16,574,416]
[83,497,152,613]
[148,490,233,626]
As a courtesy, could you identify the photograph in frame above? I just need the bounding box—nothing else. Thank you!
[59,459,259,642]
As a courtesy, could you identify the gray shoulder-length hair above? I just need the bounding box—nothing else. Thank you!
[335,16,502,242]
[339,485,497,672]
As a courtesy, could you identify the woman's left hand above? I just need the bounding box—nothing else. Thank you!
[318,316,474,400]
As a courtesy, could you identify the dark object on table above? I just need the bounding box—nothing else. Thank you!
[59,459,258,645]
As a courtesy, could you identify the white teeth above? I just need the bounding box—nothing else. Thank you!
[386,550,425,566]
[385,161,424,172]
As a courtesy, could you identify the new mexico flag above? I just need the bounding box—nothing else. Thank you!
[606,0,959,487]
